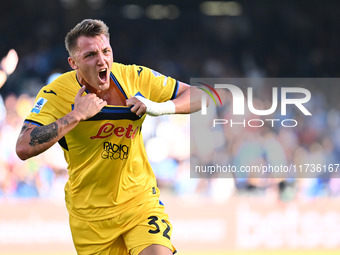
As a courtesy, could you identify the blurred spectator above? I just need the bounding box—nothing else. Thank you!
[0,49,18,89]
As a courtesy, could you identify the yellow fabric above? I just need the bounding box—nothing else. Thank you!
[69,199,175,255]
[25,62,178,221]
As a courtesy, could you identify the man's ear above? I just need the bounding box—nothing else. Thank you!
[68,57,78,70]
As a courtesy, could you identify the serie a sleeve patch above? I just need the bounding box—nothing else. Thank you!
[31,97,48,114]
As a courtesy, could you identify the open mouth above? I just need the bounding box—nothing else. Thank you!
[98,68,107,83]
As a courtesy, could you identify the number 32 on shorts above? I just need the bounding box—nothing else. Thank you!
[147,216,171,239]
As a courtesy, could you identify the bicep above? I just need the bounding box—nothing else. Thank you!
[175,81,191,97]
[16,122,38,160]
[17,122,36,141]
[172,82,203,114]
[16,122,59,160]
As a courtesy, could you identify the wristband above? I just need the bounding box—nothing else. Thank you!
[135,96,176,116]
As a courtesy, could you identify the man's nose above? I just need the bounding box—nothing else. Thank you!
[97,53,105,65]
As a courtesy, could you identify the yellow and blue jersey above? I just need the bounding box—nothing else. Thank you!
[25,62,178,221]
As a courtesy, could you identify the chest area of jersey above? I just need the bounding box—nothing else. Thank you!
[71,120,140,141]
[68,120,141,159]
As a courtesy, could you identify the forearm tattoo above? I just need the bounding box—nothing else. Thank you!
[29,123,58,146]
[60,116,70,125]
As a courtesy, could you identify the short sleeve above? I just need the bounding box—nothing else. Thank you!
[25,86,68,126]
[133,66,178,103]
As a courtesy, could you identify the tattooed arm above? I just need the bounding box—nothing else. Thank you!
[16,114,81,160]
[16,86,107,160]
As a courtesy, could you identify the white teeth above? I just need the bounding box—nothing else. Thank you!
[99,68,106,72]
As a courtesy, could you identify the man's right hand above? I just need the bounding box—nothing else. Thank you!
[73,86,107,121]
[16,86,107,160]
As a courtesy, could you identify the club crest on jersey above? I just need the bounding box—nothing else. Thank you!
[31,97,48,114]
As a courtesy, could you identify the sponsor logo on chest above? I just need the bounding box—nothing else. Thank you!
[90,123,140,161]
[90,123,140,140]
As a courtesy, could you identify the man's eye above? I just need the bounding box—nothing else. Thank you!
[86,53,94,58]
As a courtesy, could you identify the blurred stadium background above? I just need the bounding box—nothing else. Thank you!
[1,0,340,254]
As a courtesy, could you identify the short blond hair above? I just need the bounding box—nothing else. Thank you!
[65,19,110,56]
